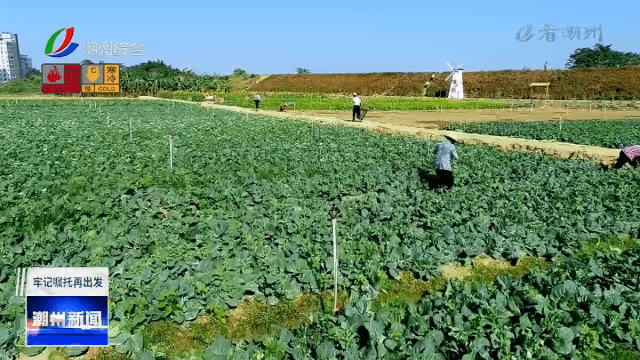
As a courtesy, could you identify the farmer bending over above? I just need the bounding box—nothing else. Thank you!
[352,93,361,121]
[434,135,459,190]
[614,145,640,169]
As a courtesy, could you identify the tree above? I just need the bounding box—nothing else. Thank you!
[80,59,94,65]
[233,68,247,76]
[295,68,310,74]
[566,43,640,68]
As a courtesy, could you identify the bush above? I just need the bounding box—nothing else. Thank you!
[233,68,247,76]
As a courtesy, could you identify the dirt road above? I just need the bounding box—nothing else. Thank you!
[300,107,640,130]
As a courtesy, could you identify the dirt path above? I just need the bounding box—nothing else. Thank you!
[159,98,621,166]
[301,108,640,129]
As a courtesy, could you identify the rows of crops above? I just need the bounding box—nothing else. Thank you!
[216,92,510,111]
[444,119,640,149]
[156,91,511,110]
[1,101,639,359]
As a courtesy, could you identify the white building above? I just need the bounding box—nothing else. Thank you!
[0,32,22,82]
[20,54,32,77]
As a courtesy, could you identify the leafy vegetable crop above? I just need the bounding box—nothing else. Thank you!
[0,100,639,359]
[203,92,510,111]
[445,119,640,149]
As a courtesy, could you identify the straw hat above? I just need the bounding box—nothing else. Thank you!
[444,135,457,143]
[353,93,357,96]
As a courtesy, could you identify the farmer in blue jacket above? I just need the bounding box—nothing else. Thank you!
[434,135,459,190]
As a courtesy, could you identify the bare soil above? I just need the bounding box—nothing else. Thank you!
[249,68,640,100]
[300,107,640,129]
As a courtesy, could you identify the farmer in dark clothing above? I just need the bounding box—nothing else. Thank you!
[352,93,361,121]
[614,145,640,169]
[434,135,459,190]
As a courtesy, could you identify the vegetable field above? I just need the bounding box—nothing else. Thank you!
[1,101,639,359]
[444,120,640,149]
[219,93,511,111]
[156,91,511,111]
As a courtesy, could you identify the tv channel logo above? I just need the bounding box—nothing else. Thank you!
[45,28,79,58]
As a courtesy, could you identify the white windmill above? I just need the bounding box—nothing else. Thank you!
[445,62,464,99]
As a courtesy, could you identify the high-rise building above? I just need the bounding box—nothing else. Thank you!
[0,32,22,82]
[20,55,33,77]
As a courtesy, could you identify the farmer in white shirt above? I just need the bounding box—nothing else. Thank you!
[434,135,459,190]
[352,93,361,121]
[254,94,261,111]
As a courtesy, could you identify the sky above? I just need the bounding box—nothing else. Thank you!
[3,0,639,75]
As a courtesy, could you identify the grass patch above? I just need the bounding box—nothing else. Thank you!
[319,289,350,313]
[375,255,548,309]
[375,271,447,308]
[142,294,320,359]
[579,234,640,256]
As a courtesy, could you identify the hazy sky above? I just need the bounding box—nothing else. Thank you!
[4,0,638,75]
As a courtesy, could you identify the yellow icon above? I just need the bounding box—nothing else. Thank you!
[86,66,100,83]
[104,65,119,84]
[82,85,95,93]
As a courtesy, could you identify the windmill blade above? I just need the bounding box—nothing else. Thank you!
[446,62,454,71]
[457,64,464,69]
[445,72,454,81]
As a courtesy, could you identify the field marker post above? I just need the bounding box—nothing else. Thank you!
[169,135,174,170]
[559,116,562,132]
[330,209,338,313]
[129,117,133,141]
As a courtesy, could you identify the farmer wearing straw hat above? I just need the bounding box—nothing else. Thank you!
[434,135,459,190]
[352,93,361,121]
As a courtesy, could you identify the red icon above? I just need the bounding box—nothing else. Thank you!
[47,66,62,83]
